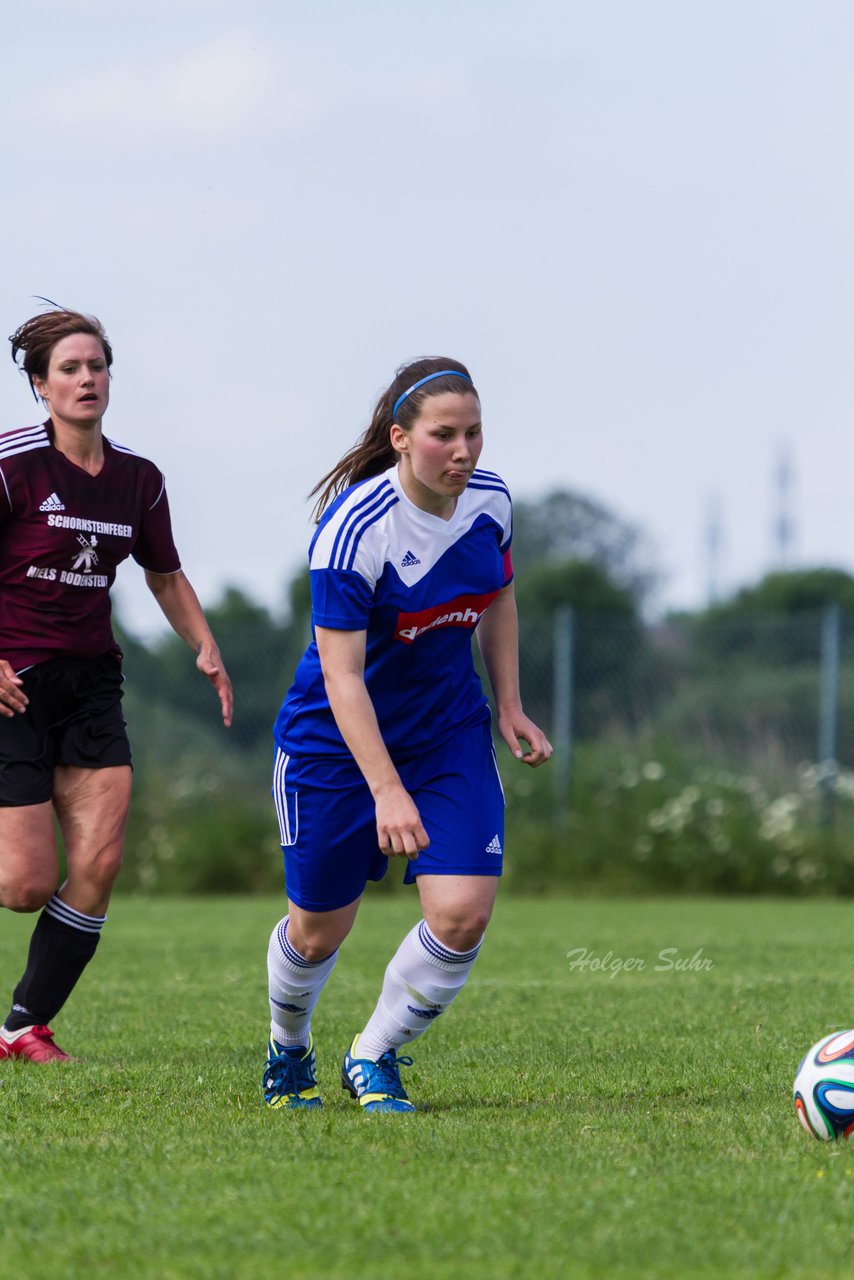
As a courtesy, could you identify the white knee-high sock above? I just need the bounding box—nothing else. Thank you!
[267,916,338,1048]
[356,920,482,1060]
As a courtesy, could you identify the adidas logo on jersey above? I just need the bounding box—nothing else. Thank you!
[39,492,65,512]
[485,834,502,855]
[400,549,421,568]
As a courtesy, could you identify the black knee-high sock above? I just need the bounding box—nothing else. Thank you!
[4,895,106,1031]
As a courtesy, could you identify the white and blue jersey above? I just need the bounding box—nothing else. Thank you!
[274,464,513,761]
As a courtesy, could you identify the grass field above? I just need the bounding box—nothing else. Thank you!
[1,894,853,1279]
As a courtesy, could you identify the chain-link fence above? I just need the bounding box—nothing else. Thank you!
[518,605,851,815]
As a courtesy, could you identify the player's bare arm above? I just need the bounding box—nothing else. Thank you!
[476,583,553,767]
[144,569,233,728]
[315,625,429,858]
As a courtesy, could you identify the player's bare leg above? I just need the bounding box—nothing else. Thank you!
[53,764,132,915]
[284,897,361,962]
[417,874,497,953]
[0,802,59,912]
[0,765,131,1062]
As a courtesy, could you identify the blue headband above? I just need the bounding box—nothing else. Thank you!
[392,370,473,420]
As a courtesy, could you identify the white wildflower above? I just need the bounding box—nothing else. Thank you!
[634,836,653,860]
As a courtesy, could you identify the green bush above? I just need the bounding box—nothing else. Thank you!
[122,754,283,895]
[501,738,854,896]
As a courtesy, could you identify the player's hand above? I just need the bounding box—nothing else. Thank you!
[497,709,553,768]
[375,784,430,860]
[0,659,28,717]
[196,646,233,728]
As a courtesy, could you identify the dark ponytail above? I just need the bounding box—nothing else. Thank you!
[310,356,476,520]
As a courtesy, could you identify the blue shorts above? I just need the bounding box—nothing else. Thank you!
[272,718,505,912]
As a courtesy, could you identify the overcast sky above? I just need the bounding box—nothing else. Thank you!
[2,0,851,634]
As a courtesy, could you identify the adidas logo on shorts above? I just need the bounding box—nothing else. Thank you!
[400,549,421,567]
[39,492,65,512]
[485,834,502,855]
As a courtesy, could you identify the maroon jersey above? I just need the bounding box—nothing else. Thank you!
[0,421,181,670]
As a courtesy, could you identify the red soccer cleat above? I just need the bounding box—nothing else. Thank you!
[0,1025,74,1063]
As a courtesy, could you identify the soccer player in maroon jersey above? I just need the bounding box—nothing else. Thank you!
[0,307,233,1063]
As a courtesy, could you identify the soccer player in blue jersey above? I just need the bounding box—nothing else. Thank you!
[263,356,552,1112]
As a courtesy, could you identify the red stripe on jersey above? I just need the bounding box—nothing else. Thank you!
[502,547,513,583]
[395,590,500,644]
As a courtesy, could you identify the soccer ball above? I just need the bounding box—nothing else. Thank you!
[793,1029,854,1141]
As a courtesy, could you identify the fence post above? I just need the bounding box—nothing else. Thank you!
[553,605,574,815]
[817,602,841,827]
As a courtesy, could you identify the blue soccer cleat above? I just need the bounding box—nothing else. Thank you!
[341,1035,416,1113]
[263,1032,322,1109]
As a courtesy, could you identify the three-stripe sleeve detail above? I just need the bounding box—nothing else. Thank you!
[327,480,398,572]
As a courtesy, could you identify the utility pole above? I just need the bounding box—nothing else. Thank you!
[772,441,796,568]
[705,492,723,605]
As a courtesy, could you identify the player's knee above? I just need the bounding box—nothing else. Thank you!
[287,918,348,962]
[429,909,490,954]
[79,844,124,897]
[296,932,341,963]
[0,876,53,913]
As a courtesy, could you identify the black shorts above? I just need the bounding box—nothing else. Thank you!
[0,654,132,807]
